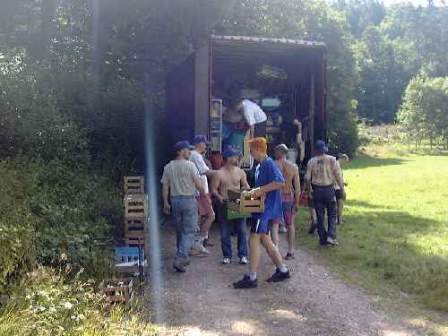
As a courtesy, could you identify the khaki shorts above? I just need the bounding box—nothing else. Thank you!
[197,194,214,216]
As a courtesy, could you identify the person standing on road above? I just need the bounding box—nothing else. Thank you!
[190,135,216,250]
[273,144,301,260]
[335,153,349,225]
[211,147,250,265]
[233,137,290,289]
[162,141,205,273]
[305,140,345,246]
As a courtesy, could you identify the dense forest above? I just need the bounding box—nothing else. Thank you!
[0,0,447,334]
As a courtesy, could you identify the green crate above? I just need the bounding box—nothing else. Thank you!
[226,205,250,220]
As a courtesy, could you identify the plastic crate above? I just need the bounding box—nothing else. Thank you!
[114,246,142,264]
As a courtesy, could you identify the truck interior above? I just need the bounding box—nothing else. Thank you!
[210,36,327,168]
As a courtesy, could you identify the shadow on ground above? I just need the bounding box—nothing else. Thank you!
[344,155,407,170]
[298,198,448,334]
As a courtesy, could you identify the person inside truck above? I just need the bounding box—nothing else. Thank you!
[233,98,267,139]
[233,137,290,289]
[335,153,349,225]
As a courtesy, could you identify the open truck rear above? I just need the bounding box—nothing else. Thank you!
[166,35,327,169]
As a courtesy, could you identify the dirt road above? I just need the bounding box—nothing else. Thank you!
[153,225,416,336]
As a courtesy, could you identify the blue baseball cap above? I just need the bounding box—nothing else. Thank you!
[222,146,241,159]
[314,140,328,153]
[193,134,209,145]
[174,140,194,152]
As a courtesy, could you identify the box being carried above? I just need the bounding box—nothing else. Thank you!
[227,189,265,214]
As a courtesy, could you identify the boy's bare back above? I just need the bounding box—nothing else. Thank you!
[276,159,299,194]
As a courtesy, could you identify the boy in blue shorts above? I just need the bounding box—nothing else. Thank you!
[233,138,291,289]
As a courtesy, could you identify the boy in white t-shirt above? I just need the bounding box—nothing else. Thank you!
[190,135,216,250]
[235,99,267,138]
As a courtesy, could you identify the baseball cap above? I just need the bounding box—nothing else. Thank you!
[174,140,193,152]
[222,146,241,159]
[275,143,289,154]
[314,140,328,153]
[193,134,209,145]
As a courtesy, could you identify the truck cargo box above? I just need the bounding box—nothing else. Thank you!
[166,35,327,167]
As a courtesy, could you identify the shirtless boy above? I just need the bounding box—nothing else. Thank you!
[211,147,250,264]
[273,144,301,260]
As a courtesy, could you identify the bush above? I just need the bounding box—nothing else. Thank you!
[0,157,122,295]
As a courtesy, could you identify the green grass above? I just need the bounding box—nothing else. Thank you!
[298,148,448,314]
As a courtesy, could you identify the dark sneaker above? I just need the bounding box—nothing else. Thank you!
[173,261,186,273]
[267,269,290,283]
[203,239,214,247]
[233,275,258,289]
[308,223,317,235]
[284,253,295,260]
[178,258,190,266]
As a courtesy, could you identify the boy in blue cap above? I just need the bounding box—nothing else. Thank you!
[233,138,290,289]
[162,140,205,272]
[211,146,250,265]
[305,140,345,246]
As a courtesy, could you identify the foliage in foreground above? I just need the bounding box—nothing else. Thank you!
[0,157,122,295]
[0,267,156,336]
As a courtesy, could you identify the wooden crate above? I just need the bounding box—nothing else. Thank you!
[126,236,146,249]
[101,278,133,304]
[124,176,144,194]
[124,194,148,219]
[125,229,146,240]
[125,217,147,234]
[228,190,265,214]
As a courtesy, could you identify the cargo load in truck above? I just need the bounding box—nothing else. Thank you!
[166,35,327,169]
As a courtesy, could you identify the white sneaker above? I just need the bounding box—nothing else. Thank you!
[327,237,339,246]
[191,242,210,257]
[222,257,231,265]
[239,256,248,265]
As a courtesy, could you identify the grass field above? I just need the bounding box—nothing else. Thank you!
[297,146,448,317]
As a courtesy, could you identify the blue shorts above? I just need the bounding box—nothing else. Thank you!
[251,219,280,234]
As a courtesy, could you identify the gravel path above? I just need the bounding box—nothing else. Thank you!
[153,225,416,336]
